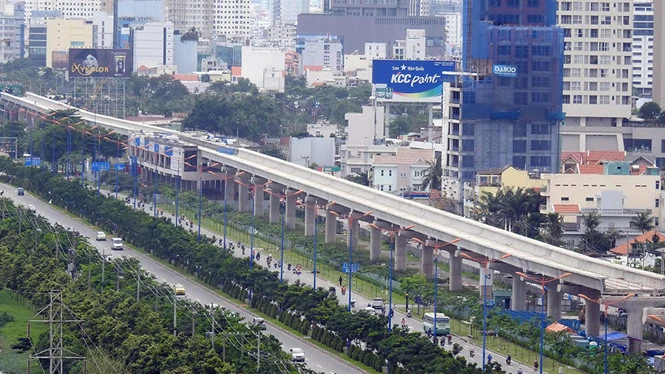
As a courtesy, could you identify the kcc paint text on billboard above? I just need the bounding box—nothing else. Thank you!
[372,60,456,103]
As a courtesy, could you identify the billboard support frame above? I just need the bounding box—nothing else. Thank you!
[72,77,127,119]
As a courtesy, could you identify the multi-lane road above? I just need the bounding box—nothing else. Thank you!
[5,184,362,374]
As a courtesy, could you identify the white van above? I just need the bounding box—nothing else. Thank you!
[111,238,123,250]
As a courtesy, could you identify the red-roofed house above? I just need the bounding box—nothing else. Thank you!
[610,230,665,256]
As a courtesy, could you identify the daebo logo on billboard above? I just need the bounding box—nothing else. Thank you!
[372,60,456,103]
[69,49,132,78]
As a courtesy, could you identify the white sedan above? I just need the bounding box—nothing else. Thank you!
[290,348,305,362]
[96,231,106,241]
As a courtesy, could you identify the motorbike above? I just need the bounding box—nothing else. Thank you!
[469,348,475,357]
[341,287,347,295]
[506,356,511,365]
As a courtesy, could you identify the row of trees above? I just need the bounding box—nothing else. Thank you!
[0,198,293,373]
[0,159,504,373]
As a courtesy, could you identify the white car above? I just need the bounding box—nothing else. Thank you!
[111,237,123,250]
[96,231,106,241]
[27,204,36,213]
[290,348,305,362]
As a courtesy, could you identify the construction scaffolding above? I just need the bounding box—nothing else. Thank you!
[70,77,127,119]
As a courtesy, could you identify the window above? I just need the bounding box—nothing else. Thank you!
[561,197,569,202]
[527,0,539,6]
[513,156,526,168]
[462,139,475,151]
[531,123,551,134]
[531,92,550,103]
[513,140,527,152]
[530,156,551,167]
[461,155,474,167]
[514,92,528,105]
[586,197,594,202]
[599,95,610,104]
[514,124,527,137]
[531,140,551,151]
[380,170,384,176]
[657,199,660,208]
[599,82,611,91]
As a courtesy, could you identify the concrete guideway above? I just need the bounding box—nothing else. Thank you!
[7,92,665,295]
[5,91,665,348]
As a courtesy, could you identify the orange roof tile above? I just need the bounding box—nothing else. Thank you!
[561,151,584,163]
[553,204,580,214]
[586,151,626,164]
[610,230,665,255]
[579,165,605,174]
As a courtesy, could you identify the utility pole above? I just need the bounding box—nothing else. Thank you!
[173,289,177,336]
[29,291,85,374]
[136,268,140,302]
[256,332,261,373]
[210,303,215,351]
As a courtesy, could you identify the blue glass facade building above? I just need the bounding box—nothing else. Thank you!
[444,0,564,186]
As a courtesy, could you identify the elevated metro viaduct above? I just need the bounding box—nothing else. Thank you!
[4,92,665,353]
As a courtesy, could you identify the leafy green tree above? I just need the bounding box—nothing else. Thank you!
[538,212,564,245]
[346,170,370,186]
[581,212,610,253]
[638,101,662,121]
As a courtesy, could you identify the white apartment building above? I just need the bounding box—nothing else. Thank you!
[365,42,387,59]
[393,29,426,60]
[441,12,461,57]
[91,11,113,48]
[0,2,24,63]
[240,45,285,91]
[632,0,654,98]
[132,21,174,70]
[24,0,101,22]
[165,0,213,38]
[558,0,633,127]
[302,36,342,71]
[372,148,434,194]
[654,0,665,107]
[214,0,251,38]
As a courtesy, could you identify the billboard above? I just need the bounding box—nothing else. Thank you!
[68,48,132,78]
[372,59,456,103]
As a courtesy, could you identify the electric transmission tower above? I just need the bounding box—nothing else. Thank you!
[29,290,86,374]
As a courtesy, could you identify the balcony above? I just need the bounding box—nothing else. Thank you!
[580,208,652,216]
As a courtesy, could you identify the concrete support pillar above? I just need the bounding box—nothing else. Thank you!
[479,266,493,303]
[269,191,280,223]
[285,192,296,230]
[224,179,235,207]
[395,235,407,271]
[347,218,359,250]
[253,184,264,216]
[626,307,644,354]
[547,282,562,321]
[238,184,249,212]
[447,249,463,291]
[511,274,527,311]
[304,196,316,236]
[370,225,382,262]
[585,289,601,338]
[325,211,336,243]
[421,245,434,280]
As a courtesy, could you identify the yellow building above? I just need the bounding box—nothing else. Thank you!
[46,19,93,68]
[463,166,546,217]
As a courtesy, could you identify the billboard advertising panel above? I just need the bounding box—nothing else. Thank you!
[69,49,132,78]
[372,60,456,103]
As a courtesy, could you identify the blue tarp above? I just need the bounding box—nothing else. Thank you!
[599,332,629,342]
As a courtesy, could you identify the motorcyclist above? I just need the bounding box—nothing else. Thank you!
[506,355,511,365]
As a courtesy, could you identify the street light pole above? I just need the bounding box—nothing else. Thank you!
[516,271,572,374]
[331,211,372,312]
[371,223,416,331]
[266,188,303,283]
[461,252,512,370]
[580,293,635,374]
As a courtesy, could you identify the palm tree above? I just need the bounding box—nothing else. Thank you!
[582,212,601,231]
[630,210,654,234]
[420,156,442,191]
[541,212,564,244]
